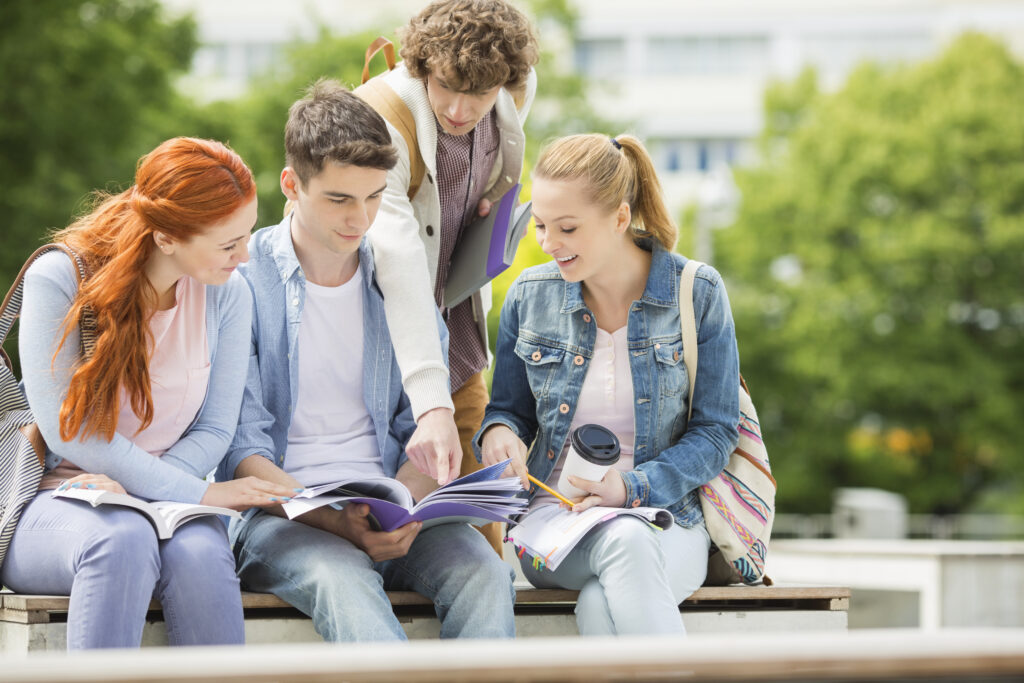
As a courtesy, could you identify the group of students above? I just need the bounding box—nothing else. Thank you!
[0,0,741,649]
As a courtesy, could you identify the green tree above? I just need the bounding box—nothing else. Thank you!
[176,29,379,230]
[0,0,197,289]
[716,33,1024,514]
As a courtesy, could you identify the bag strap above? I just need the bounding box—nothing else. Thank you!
[679,259,703,422]
[354,77,425,201]
[360,36,396,85]
[353,36,425,201]
[0,244,97,368]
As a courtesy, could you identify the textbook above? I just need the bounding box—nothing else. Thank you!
[443,183,532,308]
[52,488,240,540]
[281,459,528,532]
[506,504,674,571]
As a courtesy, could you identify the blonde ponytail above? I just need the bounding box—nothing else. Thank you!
[534,133,678,251]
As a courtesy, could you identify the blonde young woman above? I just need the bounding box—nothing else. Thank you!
[477,134,741,635]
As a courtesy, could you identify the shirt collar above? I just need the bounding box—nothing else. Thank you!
[268,213,377,288]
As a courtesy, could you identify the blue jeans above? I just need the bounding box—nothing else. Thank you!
[231,511,516,641]
[519,516,711,636]
[0,491,244,649]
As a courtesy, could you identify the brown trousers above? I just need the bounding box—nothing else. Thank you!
[452,371,504,557]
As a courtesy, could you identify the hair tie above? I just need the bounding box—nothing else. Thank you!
[610,137,622,150]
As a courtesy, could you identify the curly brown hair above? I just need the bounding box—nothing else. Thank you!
[398,0,539,93]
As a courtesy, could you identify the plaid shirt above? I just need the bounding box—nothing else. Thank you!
[433,109,499,392]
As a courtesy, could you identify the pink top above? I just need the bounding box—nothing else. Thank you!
[532,325,636,509]
[40,277,209,488]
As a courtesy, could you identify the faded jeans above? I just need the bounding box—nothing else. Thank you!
[0,491,244,649]
[519,515,711,636]
[230,511,516,641]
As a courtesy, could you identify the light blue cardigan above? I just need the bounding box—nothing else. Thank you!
[19,250,253,503]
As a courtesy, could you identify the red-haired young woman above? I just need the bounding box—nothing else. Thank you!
[0,137,294,649]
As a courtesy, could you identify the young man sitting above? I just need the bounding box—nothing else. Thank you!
[217,80,515,642]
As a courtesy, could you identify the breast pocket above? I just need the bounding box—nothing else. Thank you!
[176,363,211,427]
[513,338,565,399]
[652,339,688,398]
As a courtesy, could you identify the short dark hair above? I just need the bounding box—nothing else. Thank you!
[399,0,539,93]
[284,79,398,185]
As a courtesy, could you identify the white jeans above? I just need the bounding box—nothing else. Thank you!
[519,516,711,636]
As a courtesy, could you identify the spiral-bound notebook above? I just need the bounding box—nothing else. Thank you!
[507,504,673,571]
[443,183,532,308]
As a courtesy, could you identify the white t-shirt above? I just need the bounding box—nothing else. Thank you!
[285,266,385,486]
[531,325,636,509]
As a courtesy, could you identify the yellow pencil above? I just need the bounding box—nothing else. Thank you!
[527,474,576,508]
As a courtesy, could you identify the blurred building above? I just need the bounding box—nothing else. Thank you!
[162,0,1024,213]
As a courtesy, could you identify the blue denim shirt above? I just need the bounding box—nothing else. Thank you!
[218,216,429,485]
[475,243,740,526]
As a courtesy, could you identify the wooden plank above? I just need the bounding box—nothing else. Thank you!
[1,586,852,623]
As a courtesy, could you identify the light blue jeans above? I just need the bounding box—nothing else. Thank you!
[231,511,516,641]
[0,491,244,649]
[519,516,711,636]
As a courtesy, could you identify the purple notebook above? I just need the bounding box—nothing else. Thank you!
[281,459,528,532]
[443,183,532,307]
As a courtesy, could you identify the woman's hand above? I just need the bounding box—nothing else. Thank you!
[480,424,530,489]
[56,473,126,495]
[568,469,627,512]
[201,477,299,511]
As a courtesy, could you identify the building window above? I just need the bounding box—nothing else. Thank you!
[647,35,770,76]
[574,38,627,78]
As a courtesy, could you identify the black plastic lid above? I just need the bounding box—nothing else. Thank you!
[569,424,621,465]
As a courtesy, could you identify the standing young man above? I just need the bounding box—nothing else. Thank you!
[218,80,515,642]
[365,0,539,553]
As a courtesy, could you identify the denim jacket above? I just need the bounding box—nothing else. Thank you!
[218,216,428,486]
[475,243,740,526]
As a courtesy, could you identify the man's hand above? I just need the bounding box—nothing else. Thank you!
[405,407,461,485]
[329,503,421,562]
[480,424,529,489]
[567,469,627,512]
[477,198,492,217]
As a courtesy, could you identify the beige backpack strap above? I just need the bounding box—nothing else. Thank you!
[354,77,425,201]
[679,259,702,421]
[360,36,396,85]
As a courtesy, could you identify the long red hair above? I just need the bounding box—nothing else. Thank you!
[52,137,256,442]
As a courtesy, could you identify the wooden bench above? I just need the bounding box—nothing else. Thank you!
[0,585,849,651]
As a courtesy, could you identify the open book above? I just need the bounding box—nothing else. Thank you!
[281,459,527,531]
[506,504,674,571]
[443,183,532,308]
[52,488,240,540]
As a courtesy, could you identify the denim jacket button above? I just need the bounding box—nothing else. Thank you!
[531,350,542,361]
[631,499,641,508]
[573,355,584,366]
[582,313,591,323]
[547,449,555,460]
[559,403,570,414]
[673,351,680,361]
[654,343,661,350]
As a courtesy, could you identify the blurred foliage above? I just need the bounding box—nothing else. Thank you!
[715,33,1024,514]
[0,0,197,289]
[175,29,379,229]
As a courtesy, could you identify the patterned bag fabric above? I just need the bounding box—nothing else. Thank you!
[679,259,775,586]
[0,245,94,571]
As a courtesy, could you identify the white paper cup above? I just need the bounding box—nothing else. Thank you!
[556,424,621,499]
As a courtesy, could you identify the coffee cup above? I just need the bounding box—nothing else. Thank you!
[556,424,621,499]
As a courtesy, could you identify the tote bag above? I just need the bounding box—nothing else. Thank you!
[679,259,775,585]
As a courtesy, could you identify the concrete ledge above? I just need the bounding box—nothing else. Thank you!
[1,629,1022,682]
